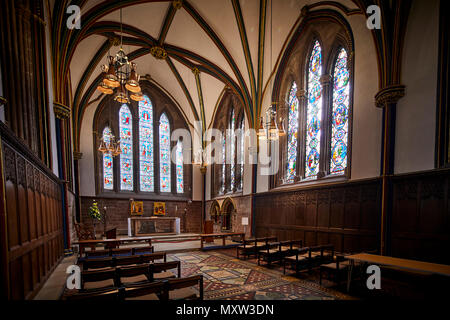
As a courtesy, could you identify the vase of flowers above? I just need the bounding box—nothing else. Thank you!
[88,200,102,239]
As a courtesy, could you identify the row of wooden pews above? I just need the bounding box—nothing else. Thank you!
[63,246,203,301]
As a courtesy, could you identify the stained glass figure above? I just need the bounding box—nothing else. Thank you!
[330,48,349,174]
[305,40,323,178]
[103,127,113,190]
[119,104,133,190]
[176,139,184,193]
[221,130,226,194]
[239,117,244,190]
[287,82,299,183]
[139,95,154,192]
[159,113,171,192]
[230,108,236,191]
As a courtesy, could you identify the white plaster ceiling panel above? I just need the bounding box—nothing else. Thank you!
[97,2,170,40]
[80,0,105,15]
[136,54,197,123]
[165,7,238,86]
[190,0,251,96]
[239,0,261,87]
[197,72,225,127]
[171,58,201,116]
[70,35,106,96]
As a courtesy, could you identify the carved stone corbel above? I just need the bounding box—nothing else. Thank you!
[375,85,406,108]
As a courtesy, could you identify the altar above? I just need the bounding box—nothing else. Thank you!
[128,216,181,236]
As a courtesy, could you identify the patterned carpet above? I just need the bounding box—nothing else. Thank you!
[168,250,353,300]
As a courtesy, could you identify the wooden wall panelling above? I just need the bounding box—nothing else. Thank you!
[254,179,381,254]
[1,123,64,299]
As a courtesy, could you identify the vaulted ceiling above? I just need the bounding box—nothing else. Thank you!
[48,0,366,150]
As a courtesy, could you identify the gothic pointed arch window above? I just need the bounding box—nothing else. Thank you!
[287,82,299,183]
[139,95,154,192]
[272,22,353,189]
[176,138,184,193]
[94,84,192,197]
[330,48,350,175]
[305,40,323,179]
[102,127,113,190]
[159,112,171,192]
[119,104,133,191]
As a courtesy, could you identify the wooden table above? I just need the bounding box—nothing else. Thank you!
[345,253,450,292]
[199,232,245,250]
[73,236,153,255]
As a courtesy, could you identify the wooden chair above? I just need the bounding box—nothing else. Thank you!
[104,228,118,249]
[74,223,96,254]
[254,236,277,253]
[236,239,256,259]
[85,249,111,259]
[63,288,120,301]
[283,247,310,275]
[82,257,113,270]
[319,254,349,286]
[141,252,166,264]
[111,248,133,257]
[162,275,204,300]
[81,268,118,290]
[133,246,155,255]
[115,255,142,267]
[319,244,335,265]
[257,241,281,266]
[122,281,165,300]
[117,264,152,287]
[150,261,181,281]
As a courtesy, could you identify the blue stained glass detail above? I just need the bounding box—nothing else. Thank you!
[330,48,350,174]
[230,108,236,191]
[305,41,323,178]
[139,95,154,192]
[222,132,226,194]
[119,104,133,190]
[176,139,184,193]
[159,113,171,192]
[103,127,113,190]
[239,117,244,190]
[287,82,299,183]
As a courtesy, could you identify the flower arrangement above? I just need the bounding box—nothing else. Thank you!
[88,200,102,221]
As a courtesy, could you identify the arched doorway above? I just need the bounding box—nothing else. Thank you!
[221,198,236,232]
[210,201,221,224]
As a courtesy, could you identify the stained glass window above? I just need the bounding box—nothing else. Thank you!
[176,139,184,193]
[119,104,133,191]
[221,130,226,194]
[139,95,154,192]
[287,82,299,183]
[330,48,349,174]
[239,117,244,190]
[305,40,323,178]
[159,113,171,192]
[103,127,113,190]
[230,108,236,191]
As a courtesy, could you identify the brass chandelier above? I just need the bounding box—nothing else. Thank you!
[96,8,143,103]
[98,131,122,157]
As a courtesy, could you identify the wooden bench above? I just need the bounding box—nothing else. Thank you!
[258,240,302,266]
[199,232,245,250]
